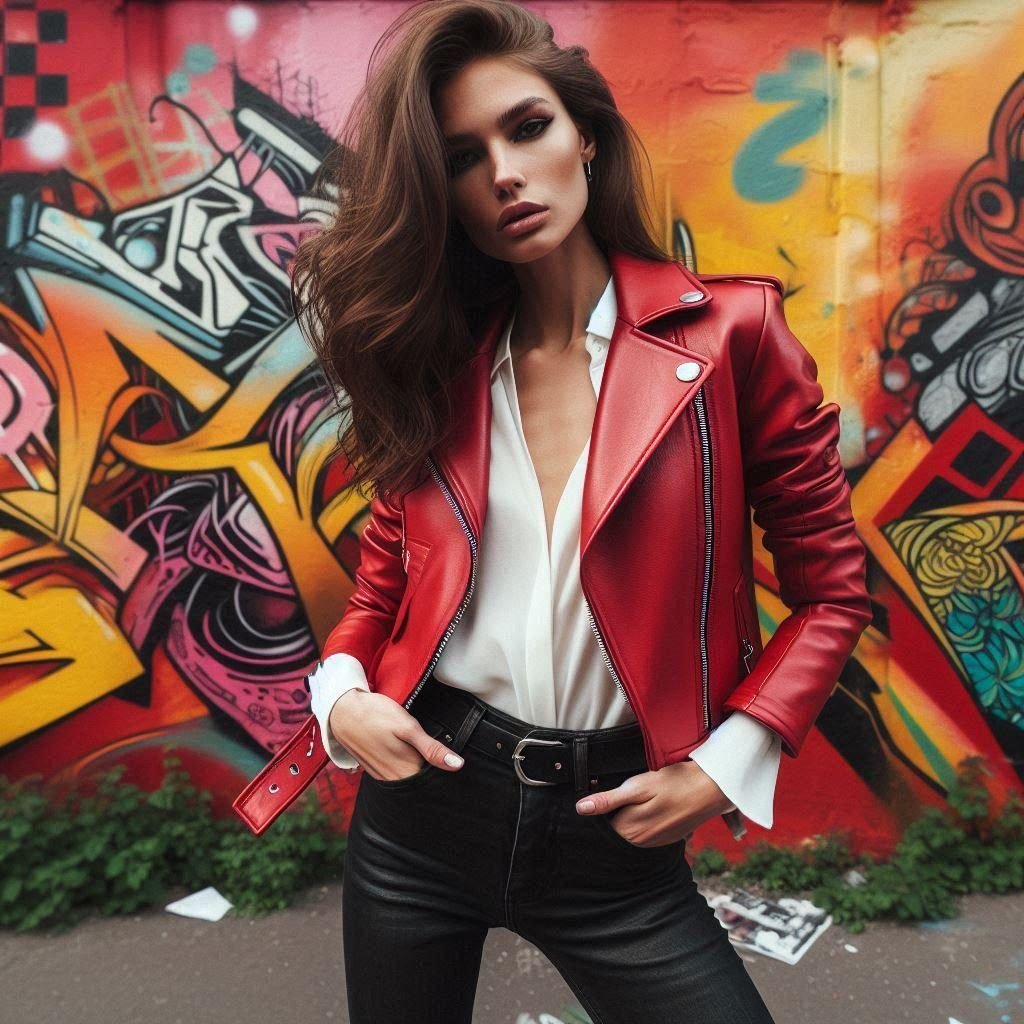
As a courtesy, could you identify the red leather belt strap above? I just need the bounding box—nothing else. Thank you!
[232,714,329,835]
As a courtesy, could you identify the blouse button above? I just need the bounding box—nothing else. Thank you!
[675,361,701,382]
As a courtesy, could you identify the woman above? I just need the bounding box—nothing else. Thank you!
[279,1,870,1020]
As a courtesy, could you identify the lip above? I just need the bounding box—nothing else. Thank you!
[500,208,550,238]
[497,201,549,232]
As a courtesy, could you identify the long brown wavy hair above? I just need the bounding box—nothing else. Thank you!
[290,0,670,502]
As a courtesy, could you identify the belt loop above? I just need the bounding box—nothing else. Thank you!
[450,703,485,755]
[572,736,589,799]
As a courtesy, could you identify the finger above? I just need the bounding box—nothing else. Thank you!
[575,773,654,814]
[575,786,627,815]
[412,728,464,771]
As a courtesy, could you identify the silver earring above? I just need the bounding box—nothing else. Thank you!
[584,160,593,183]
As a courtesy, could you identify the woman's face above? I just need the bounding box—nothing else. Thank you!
[434,55,596,263]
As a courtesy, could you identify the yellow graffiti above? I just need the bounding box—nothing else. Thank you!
[0,269,363,747]
[0,574,144,746]
[887,508,1024,613]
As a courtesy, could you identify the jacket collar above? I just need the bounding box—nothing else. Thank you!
[473,247,713,362]
[434,247,717,556]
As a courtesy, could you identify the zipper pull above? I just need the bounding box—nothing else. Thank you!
[742,638,754,674]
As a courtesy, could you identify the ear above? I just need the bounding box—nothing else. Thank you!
[575,120,597,163]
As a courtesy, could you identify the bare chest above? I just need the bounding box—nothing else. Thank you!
[510,344,597,548]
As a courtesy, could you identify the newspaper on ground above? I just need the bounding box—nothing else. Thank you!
[703,886,832,965]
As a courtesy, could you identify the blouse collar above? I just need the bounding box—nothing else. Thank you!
[490,273,615,382]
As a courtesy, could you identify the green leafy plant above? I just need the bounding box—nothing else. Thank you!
[727,831,859,892]
[689,846,730,877]
[0,754,347,933]
[691,756,1024,932]
[212,795,348,916]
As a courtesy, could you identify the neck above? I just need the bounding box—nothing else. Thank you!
[509,224,611,357]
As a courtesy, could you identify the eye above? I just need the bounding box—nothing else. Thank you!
[515,116,551,140]
[446,116,553,177]
[447,150,476,176]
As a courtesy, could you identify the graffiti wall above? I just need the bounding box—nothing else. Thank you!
[1,0,1021,857]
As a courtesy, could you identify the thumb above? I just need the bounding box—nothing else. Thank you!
[412,725,464,771]
[575,784,626,815]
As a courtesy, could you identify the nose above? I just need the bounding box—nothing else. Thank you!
[491,148,523,199]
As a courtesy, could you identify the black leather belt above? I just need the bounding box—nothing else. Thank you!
[411,676,649,798]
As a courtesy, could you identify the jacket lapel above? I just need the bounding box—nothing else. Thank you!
[432,247,718,554]
[431,301,506,541]
[580,249,717,556]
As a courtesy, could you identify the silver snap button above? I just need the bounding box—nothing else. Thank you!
[679,290,704,303]
[675,361,701,382]
[496,741,502,750]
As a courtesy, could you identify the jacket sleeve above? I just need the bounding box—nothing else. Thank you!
[319,487,406,680]
[722,284,872,757]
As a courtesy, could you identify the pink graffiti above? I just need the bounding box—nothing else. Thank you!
[0,342,52,457]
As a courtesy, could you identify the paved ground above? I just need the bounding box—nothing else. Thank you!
[1,883,1022,1024]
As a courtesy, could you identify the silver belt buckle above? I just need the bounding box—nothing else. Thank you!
[512,736,562,786]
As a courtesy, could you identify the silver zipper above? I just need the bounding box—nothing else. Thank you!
[693,387,713,733]
[587,387,713,730]
[741,637,754,675]
[584,597,632,707]
[402,455,479,710]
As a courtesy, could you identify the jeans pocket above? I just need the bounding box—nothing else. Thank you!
[590,809,654,852]
[361,717,453,790]
[363,760,438,789]
[584,771,686,856]
[590,812,688,858]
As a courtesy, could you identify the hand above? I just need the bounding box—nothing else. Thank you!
[574,759,735,848]
[328,689,465,782]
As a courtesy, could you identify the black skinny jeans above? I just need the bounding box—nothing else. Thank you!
[341,680,777,1024]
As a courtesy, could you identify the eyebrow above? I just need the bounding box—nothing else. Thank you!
[443,96,552,147]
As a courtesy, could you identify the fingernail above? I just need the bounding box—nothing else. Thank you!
[444,753,463,767]
[577,799,594,813]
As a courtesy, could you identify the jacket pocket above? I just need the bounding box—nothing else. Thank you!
[390,538,430,643]
[732,575,760,676]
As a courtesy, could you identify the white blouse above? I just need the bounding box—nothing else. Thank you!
[310,273,781,828]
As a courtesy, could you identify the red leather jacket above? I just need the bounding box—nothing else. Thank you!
[233,247,872,834]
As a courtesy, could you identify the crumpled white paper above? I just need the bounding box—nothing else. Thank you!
[164,886,233,921]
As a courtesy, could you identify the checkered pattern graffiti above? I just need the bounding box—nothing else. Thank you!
[1,0,68,154]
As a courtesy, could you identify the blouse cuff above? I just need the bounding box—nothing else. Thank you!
[307,653,370,771]
[688,710,781,828]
